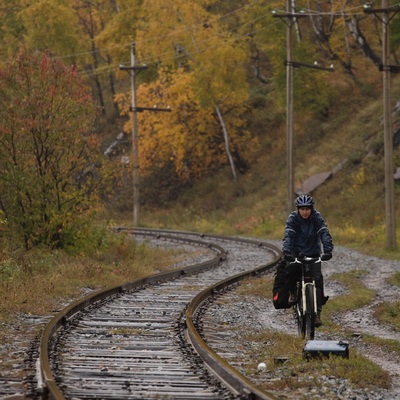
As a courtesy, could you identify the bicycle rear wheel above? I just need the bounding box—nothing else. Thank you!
[305,284,316,339]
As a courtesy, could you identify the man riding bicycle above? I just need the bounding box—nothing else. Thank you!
[282,194,334,327]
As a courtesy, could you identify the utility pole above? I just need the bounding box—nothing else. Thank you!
[120,43,147,226]
[120,43,171,227]
[286,0,294,215]
[382,1,396,249]
[273,3,298,214]
[273,6,332,215]
[364,2,400,249]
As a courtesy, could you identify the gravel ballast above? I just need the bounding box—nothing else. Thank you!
[204,242,400,400]
[1,240,399,400]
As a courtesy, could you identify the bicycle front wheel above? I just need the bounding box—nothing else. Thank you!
[295,291,306,338]
[305,284,316,340]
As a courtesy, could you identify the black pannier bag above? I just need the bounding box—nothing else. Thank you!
[272,260,292,309]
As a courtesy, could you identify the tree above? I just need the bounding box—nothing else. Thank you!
[0,0,25,58]
[94,0,143,115]
[18,0,130,118]
[133,0,252,180]
[115,67,253,182]
[19,0,84,64]
[0,49,106,250]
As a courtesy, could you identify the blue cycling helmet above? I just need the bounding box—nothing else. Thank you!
[295,194,314,208]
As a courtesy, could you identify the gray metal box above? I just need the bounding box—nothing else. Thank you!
[303,340,349,359]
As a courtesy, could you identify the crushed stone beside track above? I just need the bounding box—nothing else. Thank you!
[1,240,399,400]
[204,243,400,400]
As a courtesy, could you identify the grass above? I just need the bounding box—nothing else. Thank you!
[0,229,190,321]
[388,272,400,287]
[362,334,400,354]
[242,329,391,394]
[232,267,400,395]
[323,270,375,318]
[323,270,400,336]
[237,276,274,298]
[231,273,394,396]
[373,302,400,331]
[373,272,400,331]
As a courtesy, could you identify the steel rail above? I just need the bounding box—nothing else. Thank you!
[128,227,272,248]
[185,242,281,400]
[39,229,280,399]
[40,231,225,399]
[123,228,282,399]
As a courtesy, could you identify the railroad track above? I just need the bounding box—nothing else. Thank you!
[39,228,281,399]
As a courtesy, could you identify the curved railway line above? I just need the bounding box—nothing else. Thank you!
[39,228,282,399]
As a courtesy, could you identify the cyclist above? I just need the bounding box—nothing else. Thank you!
[282,194,333,327]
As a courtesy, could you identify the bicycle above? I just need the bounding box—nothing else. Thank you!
[287,256,322,340]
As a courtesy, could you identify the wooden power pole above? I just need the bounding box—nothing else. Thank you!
[364,2,400,249]
[120,43,171,227]
[273,5,331,215]
[286,0,295,215]
[120,43,146,226]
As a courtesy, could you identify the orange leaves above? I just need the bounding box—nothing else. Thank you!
[117,67,253,182]
[114,93,131,117]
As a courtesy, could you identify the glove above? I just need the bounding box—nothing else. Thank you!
[321,253,332,261]
[283,253,295,262]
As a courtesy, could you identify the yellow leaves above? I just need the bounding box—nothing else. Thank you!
[20,0,84,58]
[137,0,234,69]
[114,93,131,118]
[94,0,141,61]
[116,66,253,182]
[351,167,366,192]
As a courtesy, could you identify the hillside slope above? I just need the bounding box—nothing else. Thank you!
[139,69,400,257]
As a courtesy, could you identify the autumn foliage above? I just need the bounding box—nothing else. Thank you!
[115,67,254,181]
[0,0,399,229]
[0,50,105,250]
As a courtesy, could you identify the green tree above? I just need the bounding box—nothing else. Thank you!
[17,0,126,117]
[0,0,25,58]
[19,0,84,64]
[93,0,143,116]
[94,0,141,61]
[0,49,106,250]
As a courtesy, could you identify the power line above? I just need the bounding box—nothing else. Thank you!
[70,16,283,76]
[0,2,371,67]
[0,6,273,67]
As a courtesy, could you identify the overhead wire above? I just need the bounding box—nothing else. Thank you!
[125,3,364,63]
[0,2,388,74]
[79,6,281,75]
[78,2,385,73]
[34,3,261,66]
[274,2,400,16]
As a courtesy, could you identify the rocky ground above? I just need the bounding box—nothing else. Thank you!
[205,243,400,400]
[1,242,399,399]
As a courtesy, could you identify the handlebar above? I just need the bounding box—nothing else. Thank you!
[284,253,332,263]
[292,256,322,264]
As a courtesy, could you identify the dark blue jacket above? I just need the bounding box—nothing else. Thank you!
[282,208,334,257]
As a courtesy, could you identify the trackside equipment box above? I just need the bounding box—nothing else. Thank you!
[303,340,349,359]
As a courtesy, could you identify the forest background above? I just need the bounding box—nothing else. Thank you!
[1,0,400,320]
